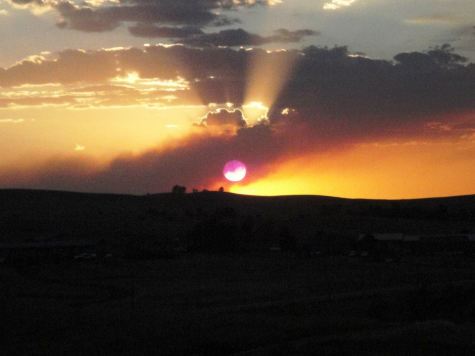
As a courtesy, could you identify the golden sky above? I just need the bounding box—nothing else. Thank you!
[0,0,474,198]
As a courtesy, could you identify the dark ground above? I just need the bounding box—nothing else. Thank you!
[2,255,475,355]
[1,189,475,355]
[1,189,474,241]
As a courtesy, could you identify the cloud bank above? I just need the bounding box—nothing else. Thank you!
[0,44,474,193]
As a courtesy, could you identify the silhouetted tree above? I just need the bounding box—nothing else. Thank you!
[172,185,186,194]
[218,187,224,193]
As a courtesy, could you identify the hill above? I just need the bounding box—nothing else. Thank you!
[1,189,475,355]
[0,189,474,247]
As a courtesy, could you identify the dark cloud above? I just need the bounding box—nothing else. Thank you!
[10,0,274,33]
[273,45,475,122]
[91,123,280,193]
[7,107,473,194]
[272,29,319,43]
[1,44,474,193]
[127,26,317,46]
[0,124,283,194]
[9,0,44,5]
[0,48,118,86]
[394,44,467,70]
[1,44,474,118]
[201,109,247,128]
[55,2,123,32]
[128,24,204,38]
[54,1,217,32]
[183,28,318,47]
[1,44,474,119]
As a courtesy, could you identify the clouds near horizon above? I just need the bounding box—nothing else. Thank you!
[1,0,475,198]
[0,44,474,194]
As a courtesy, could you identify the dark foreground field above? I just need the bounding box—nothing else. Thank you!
[1,189,475,355]
[2,254,475,355]
[1,189,474,245]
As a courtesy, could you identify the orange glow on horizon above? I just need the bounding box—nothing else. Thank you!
[229,138,475,199]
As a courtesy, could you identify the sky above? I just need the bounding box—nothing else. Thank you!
[0,0,474,198]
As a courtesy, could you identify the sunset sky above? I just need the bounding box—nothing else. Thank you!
[0,0,474,198]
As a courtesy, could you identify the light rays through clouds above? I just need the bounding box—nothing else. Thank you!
[1,43,475,197]
[0,0,475,197]
[245,48,300,113]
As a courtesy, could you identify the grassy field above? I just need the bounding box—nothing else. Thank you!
[2,254,475,355]
[0,189,474,354]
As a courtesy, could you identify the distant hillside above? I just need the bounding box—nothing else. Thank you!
[0,189,474,245]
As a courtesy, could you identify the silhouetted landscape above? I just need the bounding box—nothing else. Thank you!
[3,0,475,354]
[1,189,475,355]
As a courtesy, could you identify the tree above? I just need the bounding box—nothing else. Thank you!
[172,185,186,194]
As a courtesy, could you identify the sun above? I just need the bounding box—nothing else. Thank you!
[223,160,247,182]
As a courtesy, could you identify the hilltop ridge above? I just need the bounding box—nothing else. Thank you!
[0,189,474,245]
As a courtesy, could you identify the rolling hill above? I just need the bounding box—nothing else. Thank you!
[0,189,474,246]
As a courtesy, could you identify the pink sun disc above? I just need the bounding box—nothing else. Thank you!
[223,160,247,182]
